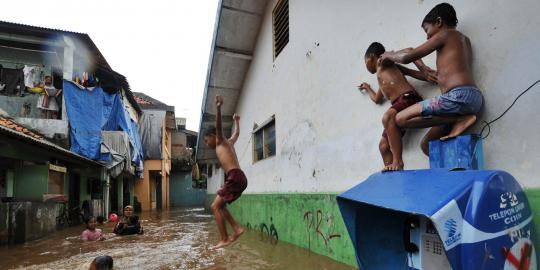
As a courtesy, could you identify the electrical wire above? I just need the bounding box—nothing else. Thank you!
[237,136,253,163]
[479,79,540,139]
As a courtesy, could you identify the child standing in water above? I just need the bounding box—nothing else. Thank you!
[380,3,484,155]
[358,42,435,171]
[81,216,104,241]
[203,95,247,249]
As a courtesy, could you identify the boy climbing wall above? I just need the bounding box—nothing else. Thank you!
[380,3,484,155]
[358,42,435,171]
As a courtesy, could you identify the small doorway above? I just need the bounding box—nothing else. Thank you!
[156,175,162,209]
[149,171,160,210]
[68,172,81,209]
[110,177,118,213]
[123,178,131,208]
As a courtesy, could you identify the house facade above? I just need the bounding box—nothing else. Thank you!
[170,118,204,207]
[197,0,540,266]
[0,21,144,244]
[133,92,175,211]
[0,116,105,244]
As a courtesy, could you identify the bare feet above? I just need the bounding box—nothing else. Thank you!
[440,115,477,141]
[211,240,232,250]
[382,160,404,172]
[230,227,245,243]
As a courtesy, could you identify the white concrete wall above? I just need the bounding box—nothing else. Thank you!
[207,0,540,193]
[207,164,224,193]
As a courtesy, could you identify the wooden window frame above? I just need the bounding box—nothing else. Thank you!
[252,117,276,163]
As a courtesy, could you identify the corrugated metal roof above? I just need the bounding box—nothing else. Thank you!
[0,20,111,69]
[196,0,270,161]
[132,92,175,112]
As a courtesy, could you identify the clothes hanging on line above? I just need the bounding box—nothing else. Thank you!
[23,65,44,88]
[0,67,25,95]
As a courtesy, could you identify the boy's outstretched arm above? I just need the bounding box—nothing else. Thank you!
[358,82,384,104]
[215,95,224,144]
[397,61,438,84]
[380,32,446,64]
[228,113,240,144]
[413,59,438,84]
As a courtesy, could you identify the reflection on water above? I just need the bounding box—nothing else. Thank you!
[0,208,355,270]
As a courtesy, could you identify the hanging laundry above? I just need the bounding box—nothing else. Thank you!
[0,68,25,95]
[23,65,44,88]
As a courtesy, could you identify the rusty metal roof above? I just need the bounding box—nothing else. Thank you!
[132,92,175,112]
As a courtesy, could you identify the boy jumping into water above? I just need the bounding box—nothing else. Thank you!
[359,42,435,171]
[203,95,247,249]
[380,3,484,155]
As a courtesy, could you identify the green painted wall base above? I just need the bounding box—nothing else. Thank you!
[206,193,357,267]
[204,188,540,268]
[525,188,540,261]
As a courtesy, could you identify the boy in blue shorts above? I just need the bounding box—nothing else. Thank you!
[380,3,484,155]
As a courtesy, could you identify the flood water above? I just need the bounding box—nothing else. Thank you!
[0,207,355,270]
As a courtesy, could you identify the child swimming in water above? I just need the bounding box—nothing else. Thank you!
[81,216,105,241]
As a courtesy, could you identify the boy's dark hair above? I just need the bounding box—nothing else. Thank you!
[85,216,96,225]
[204,126,216,136]
[365,42,386,58]
[93,255,113,270]
[44,75,52,79]
[422,3,458,27]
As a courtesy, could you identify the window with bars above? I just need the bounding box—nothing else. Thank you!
[253,119,276,162]
[272,0,289,59]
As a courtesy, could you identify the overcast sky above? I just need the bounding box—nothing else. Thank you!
[2,0,219,131]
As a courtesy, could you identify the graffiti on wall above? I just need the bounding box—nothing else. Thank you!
[303,209,341,252]
[246,217,279,246]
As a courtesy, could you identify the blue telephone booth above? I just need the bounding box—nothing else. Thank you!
[337,169,537,270]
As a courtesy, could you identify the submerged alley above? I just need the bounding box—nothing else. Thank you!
[1,0,540,269]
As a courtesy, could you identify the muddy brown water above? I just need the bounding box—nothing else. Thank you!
[0,207,356,270]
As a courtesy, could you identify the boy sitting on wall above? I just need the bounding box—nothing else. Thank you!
[380,3,484,155]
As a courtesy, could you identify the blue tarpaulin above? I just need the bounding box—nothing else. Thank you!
[63,81,144,174]
[337,169,536,270]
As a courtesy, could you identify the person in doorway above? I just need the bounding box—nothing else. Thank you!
[113,205,143,235]
[37,76,62,119]
[358,42,435,171]
[379,3,484,155]
[81,216,105,241]
[88,255,113,270]
[203,95,247,249]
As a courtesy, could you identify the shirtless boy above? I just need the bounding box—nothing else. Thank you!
[203,95,247,249]
[359,42,434,171]
[380,3,484,155]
